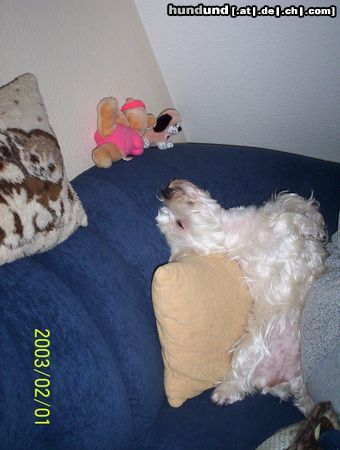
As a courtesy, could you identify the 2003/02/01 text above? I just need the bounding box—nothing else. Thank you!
[33,329,51,425]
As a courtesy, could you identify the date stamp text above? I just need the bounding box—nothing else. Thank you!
[34,329,51,425]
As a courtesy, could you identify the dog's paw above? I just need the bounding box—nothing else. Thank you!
[212,382,245,405]
[262,382,291,401]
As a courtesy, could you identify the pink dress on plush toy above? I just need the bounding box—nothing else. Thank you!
[94,124,144,158]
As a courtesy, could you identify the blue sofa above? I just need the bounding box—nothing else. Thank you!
[1,143,339,450]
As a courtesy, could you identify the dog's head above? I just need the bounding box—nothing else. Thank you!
[156,179,223,260]
[153,109,182,135]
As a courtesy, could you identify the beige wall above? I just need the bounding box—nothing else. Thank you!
[135,0,340,163]
[0,0,176,179]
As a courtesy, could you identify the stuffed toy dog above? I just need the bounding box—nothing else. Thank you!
[92,98,155,168]
[144,108,182,150]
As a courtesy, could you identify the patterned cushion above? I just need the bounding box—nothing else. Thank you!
[0,74,87,265]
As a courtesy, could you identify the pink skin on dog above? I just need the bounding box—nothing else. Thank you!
[94,124,144,157]
[254,322,301,385]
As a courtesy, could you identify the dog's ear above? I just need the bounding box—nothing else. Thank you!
[154,114,172,132]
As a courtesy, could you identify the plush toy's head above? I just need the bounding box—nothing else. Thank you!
[121,98,156,135]
[154,109,182,135]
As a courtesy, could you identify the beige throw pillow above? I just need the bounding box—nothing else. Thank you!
[152,254,251,407]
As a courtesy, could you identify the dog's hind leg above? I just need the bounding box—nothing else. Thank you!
[261,382,291,401]
[290,374,315,416]
[211,333,261,405]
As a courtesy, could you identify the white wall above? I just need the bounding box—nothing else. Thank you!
[135,0,340,163]
[0,0,175,179]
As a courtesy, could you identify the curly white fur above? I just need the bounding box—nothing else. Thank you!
[156,179,327,415]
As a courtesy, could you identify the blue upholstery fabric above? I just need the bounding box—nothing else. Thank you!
[319,430,340,449]
[0,256,133,450]
[0,143,339,449]
[134,390,303,450]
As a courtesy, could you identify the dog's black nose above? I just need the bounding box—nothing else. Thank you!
[178,126,182,132]
[161,187,172,200]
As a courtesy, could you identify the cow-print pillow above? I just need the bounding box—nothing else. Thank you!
[0,74,87,265]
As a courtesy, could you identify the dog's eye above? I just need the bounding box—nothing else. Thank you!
[176,220,184,229]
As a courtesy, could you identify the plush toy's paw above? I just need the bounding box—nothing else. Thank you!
[157,142,168,150]
[95,159,113,168]
[92,145,114,168]
[166,142,174,149]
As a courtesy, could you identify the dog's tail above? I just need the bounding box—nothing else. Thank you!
[265,192,327,282]
[267,192,327,242]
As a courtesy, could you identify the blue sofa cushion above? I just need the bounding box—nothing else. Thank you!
[1,143,339,449]
[0,255,133,450]
[34,183,165,438]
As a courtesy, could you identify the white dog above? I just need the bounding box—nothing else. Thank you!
[156,179,327,415]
